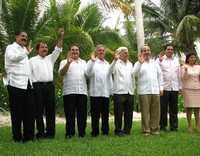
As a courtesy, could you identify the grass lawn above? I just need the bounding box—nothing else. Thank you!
[0,118,200,156]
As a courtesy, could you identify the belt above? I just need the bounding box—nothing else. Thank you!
[33,81,53,85]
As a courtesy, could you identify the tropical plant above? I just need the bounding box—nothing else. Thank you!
[0,0,125,112]
[143,0,200,53]
[100,0,145,52]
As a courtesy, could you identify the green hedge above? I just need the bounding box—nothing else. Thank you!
[0,78,185,115]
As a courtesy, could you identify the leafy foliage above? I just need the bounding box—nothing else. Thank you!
[143,0,200,52]
[0,0,126,112]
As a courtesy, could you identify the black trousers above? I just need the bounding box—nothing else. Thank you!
[33,82,55,137]
[7,83,34,142]
[63,94,87,137]
[160,91,178,130]
[113,94,134,134]
[90,97,109,136]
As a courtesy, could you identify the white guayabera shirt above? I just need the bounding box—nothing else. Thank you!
[86,58,112,98]
[59,58,87,96]
[134,59,163,95]
[5,42,31,89]
[110,59,141,95]
[157,57,182,91]
[29,46,62,83]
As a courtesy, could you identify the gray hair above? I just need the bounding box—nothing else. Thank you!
[116,47,128,53]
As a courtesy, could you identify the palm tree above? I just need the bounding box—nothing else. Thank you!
[0,0,124,58]
[143,0,200,53]
[0,0,125,111]
[135,0,144,52]
[0,0,43,52]
[100,0,145,52]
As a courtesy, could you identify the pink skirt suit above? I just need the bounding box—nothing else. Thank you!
[181,65,200,108]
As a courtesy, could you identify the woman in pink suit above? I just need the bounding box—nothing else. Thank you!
[181,53,200,132]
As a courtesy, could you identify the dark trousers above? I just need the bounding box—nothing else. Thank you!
[63,94,87,137]
[160,91,178,130]
[7,83,34,142]
[90,97,109,136]
[113,94,134,134]
[33,82,55,137]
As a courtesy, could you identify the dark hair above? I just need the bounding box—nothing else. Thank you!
[165,43,174,50]
[185,52,197,64]
[35,42,47,51]
[15,31,27,36]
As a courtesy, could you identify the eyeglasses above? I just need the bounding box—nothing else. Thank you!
[167,48,173,50]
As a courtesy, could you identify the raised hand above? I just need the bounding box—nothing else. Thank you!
[114,51,120,61]
[138,52,144,64]
[27,40,33,53]
[91,52,96,62]
[67,51,73,64]
[182,64,188,72]
[58,28,65,38]
[159,51,165,62]
[184,66,188,72]
[60,51,73,76]
[57,28,64,48]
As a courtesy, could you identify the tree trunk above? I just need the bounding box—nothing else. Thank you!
[135,0,145,53]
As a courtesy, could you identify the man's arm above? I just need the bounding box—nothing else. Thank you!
[5,45,29,62]
[50,28,65,63]
[156,62,164,96]
[56,28,64,48]
[85,52,96,77]
[59,53,73,76]
[132,53,144,75]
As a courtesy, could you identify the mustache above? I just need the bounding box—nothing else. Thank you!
[21,39,27,42]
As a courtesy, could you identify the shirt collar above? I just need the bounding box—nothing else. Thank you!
[13,42,24,49]
[119,59,130,64]
[165,55,175,60]
[65,58,82,63]
[96,58,106,63]
[73,58,81,63]
[37,55,46,59]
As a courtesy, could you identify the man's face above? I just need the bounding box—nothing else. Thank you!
[16,32,28,46]
[141,46,151,60]
[38,43,48,57]
[96,47,105,60]
[119,50,129,62]
[70,46,79,60]
[165,46,174,58]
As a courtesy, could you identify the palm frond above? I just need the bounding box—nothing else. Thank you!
[9,0,40,38]
[91,28,124,50]
[176,15,200,47]
[123,19,137,51]
[1,0,14,42]
[75,4,104,33]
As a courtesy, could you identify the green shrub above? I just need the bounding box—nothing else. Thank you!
[178,95,184,112]
[0,79,9,112]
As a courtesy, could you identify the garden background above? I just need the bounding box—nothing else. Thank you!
[1,0,200,115]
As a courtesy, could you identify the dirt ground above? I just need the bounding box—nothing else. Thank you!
[0,112,186,127]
